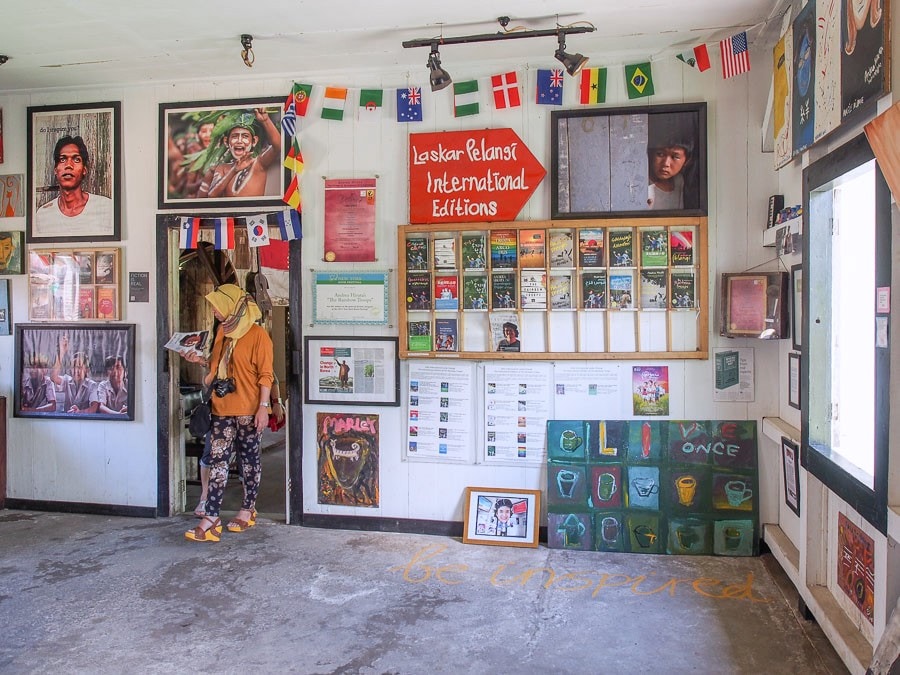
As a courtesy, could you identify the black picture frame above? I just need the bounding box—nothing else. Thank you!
[304,336,400,406]
[15,323,136,420]
[781,436,801,516]
[26,101,122,243]
[551,102,707,219]
[788,351,801,410]
[158,96,287,211]
[791,263,803,351]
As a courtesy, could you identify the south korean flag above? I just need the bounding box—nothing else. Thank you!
[246,214,270,248]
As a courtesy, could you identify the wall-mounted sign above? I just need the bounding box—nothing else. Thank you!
[409,128,545,224]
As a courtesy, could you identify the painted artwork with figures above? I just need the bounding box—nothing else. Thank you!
[546,419,758,556]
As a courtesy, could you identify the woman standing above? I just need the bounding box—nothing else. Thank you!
[184,284,274,542]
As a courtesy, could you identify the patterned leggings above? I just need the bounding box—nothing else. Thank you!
[204,414,262,518]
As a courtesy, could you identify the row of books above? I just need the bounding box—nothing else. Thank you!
[407,269,696,312]
[405,228,695,272]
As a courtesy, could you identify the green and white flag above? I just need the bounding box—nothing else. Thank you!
[453,80,479,117]
[359,88,384,120]
[321,86,348,121]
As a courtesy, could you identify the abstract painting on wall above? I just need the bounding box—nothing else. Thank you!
[317,412,379,507]
[547,419,758,556]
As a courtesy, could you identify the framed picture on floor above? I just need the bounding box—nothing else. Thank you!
[27,101,121,243]
[781,436,800,516]
[551,102,707,219]
[158,96,287,211]
[462,486,541,548]
[15,323,135,420]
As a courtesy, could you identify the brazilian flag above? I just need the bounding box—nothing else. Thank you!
[625,62,655,99]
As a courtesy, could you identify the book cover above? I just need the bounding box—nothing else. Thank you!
[461,234,486,270]
[164,330,210,357]
[96,286,117,319]
[549,230,574,268]
[489,311,521,352]
[520,271,547,310]
[578,228,605,267]
[549,273,573,309]
[609,230,634,267]
[632,365,669,416]
[433,237,456,269]
[435,318,458,352]
[518,229,546,268]
[490,229,517,269]
[670,229,694,266]
[671,272,696,308]
[434,275,459,310]
[462,274,488,310]
[609,271,634,309]
[640,269,668,309]
[491,272,517,309]
[408,320,433,351]
[78,287,95,319]
[581,272,607,309]
[406,271,432,310]
[640,229,668,267]
[406,237,428,270]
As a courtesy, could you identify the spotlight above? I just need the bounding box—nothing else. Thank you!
[555,32,588,76]
[0,56,8,66]
[240,34,254,68]
[427,46,452,92]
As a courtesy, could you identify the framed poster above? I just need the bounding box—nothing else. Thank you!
[304,336,399,406]
[323,178,376,262]
[312,270,389,325]
[28,247,120,321]
[27,101,121,242]
[15,323,135,420]
[551,102,707,218]
[791,263,803,351]
[720,271,789,339]
[158,97,286,210]
[781,436,801,516]
[788,351,801,410]
[462,487,541,548]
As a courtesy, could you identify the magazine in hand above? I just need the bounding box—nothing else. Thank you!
[164,330,209,357]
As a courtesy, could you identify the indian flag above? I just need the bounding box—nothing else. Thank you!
[579,67,607,104]
[321,87,348,121]
[453,80,479,117]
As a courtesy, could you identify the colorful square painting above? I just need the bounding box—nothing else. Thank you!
[0,175,25,218]
[316,412,379,507]
[837,512,875,625]
[0,231,23,274]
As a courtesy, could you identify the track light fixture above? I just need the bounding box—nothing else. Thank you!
[427,44,452,91]
[554,33,589,76]
[0,56,8,66]
[240,34,254,68]
[403,17,595,80]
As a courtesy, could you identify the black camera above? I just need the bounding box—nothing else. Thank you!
[212,377,236,398]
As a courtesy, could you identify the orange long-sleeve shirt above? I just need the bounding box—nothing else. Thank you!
[207,324,274,417]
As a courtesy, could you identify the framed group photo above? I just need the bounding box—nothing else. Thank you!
[304,336,400,406]
[158,96,287,210]
[26,101,122,243]
[551,102,707,219]
[15,323,135,420]
[462,487,541,548]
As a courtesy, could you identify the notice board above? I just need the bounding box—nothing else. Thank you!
[546,419,758,556]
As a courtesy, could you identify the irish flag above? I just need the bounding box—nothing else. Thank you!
[321,87,348,121]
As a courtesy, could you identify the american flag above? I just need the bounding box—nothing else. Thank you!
[720,31,750,79]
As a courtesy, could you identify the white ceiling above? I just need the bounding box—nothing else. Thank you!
[0,0,788,92]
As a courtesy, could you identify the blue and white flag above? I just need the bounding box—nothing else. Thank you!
[276,209,302,241]
[397,87,423,122]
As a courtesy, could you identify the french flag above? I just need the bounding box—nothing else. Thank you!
[276,209,302,241]
[179,217,201,249]
[213,217,235,250]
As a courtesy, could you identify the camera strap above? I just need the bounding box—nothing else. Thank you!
[215,338,235,382]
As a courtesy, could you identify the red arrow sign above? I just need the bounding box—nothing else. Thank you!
[408,128,546,224]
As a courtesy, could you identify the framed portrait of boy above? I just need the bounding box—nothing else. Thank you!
[158,96,287,211]
[26,101,122,243]
[551,102,707,219]
[462,487,541,548]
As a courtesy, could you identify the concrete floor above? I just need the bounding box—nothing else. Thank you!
[0,509,847,674]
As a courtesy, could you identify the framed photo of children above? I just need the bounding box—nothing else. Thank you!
[551,102,707,219]
[15,323,135,420]
[26,101,121,243]
[28,247,120,321]
[462,487,541,548]
[158,96,287,210]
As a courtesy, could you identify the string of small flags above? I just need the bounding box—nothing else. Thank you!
[281,30,751,121]
[178,210,302,251]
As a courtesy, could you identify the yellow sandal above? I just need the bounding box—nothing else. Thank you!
[185,516,222,542]
[226,510,257,533]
